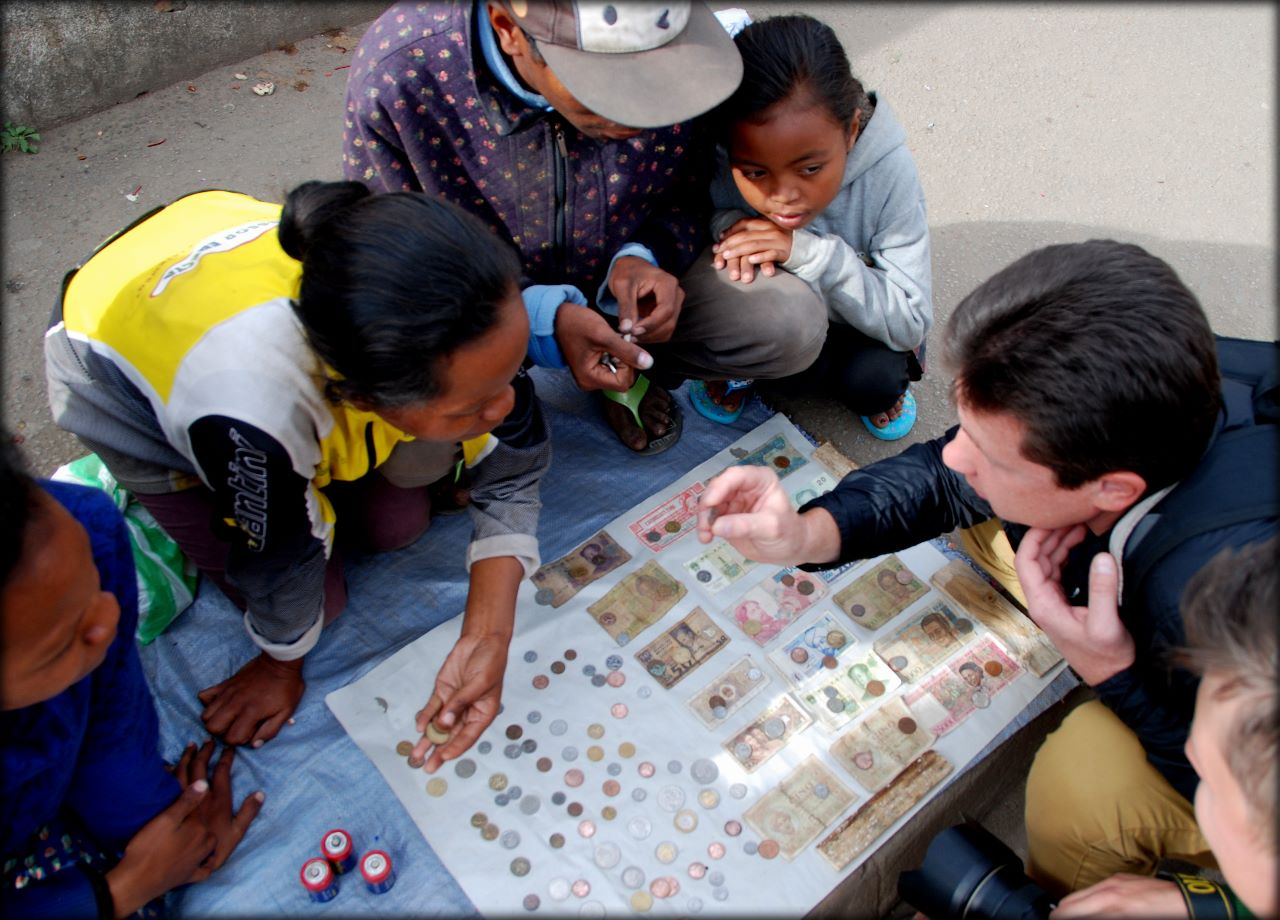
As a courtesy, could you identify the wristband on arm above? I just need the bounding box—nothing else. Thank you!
[1159,871,1244,920]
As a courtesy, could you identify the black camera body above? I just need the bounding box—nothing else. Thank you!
[898,820,1056,920]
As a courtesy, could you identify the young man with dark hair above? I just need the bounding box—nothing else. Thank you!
[343,1,829,455]
[696,239,1278,893]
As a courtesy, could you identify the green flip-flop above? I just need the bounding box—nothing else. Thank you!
[601,374,683,456]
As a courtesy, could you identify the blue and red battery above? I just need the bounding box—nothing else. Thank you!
[299,857,339,902]
[321,828,357,874]
[360,850,396,894]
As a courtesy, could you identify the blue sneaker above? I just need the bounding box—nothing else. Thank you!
[861,390,917,441]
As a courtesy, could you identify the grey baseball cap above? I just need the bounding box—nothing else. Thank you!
[500,1,743,128]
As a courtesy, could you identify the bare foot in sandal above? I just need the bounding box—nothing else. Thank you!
[867,393,907,429]
[601,381,680,453]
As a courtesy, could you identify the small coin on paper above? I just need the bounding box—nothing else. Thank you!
[634,607,729,689]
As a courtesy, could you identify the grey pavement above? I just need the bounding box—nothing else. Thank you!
[3,2,1274,475]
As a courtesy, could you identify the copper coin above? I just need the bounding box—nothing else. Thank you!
[664,876,681,897]
[638,761,656,778]
[606,670,626,687]
[780,573,795,587]
[708,694,727,710]
[567,801,584,817]
[481,823,500,841]
[578,819,597,838]
[587,745,605,761]
[470,811,488,827]
[549,832,565,848]
[601,805,618,820]
[565,768,584,787]
[532,674,550,689]
[897,717,918,734]
[797,580,814,595]
[866,679,886,697]
[956,618,974,634]
[853,751,875,770]
[550,661,566,674]
[587,723,606,739]
[603,779,621,797]
[688,861,708,879]
[822,655,838,669]
[407,754,425,769]
[396,740,414,757]
[571,879,591,898]
[536,757,553,772]
[649,878,672,899]
[851,603,867,618]
[895,569,914,585]
[773,456,790,469]
[757,838,781,859]
[789,647,809,664]
[611,703,629,719]
[827,630,847,648]
[564,649,578,661]
[506,724,523,740]
[618,742,637,758]
[723,820,742,837]
[984,660,1004,676]
[706,841,726,860]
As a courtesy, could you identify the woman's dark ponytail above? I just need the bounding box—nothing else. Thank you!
[277,180,371,262]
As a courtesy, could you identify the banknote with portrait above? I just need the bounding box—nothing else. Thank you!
[683,540,757,595]
[929,559,1063,677]
[685,654,771,729]
[903,637,1022,735]
[723,693,813,773]
[530,529,631,608]
[633,607,729,689]
[833,554,929,631]
[798,648,902,730]
[816,750,954,870]
[727,567,827,647]
[829,696,932,793]
[872,598,979,682]
[767,611,856,686]
[628,481,706,553]
[586,559,685,646]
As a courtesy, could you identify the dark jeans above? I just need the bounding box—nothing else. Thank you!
[765,322,924,416]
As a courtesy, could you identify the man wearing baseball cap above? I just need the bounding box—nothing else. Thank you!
[343,1,828,455]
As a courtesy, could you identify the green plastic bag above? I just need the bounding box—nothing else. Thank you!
[51,454,197,644]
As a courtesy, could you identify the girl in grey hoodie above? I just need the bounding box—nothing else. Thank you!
[696,13,934,440]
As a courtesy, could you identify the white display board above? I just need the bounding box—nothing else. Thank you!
[328,414,1066,917]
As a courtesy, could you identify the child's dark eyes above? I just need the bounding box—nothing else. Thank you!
[800,163,825,176]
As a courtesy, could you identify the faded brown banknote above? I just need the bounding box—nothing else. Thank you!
[833,555,928,631]
[723,694,812,773]
[634,607,729,689]
[829,696,931,793]
[530,529,631,608]
[587,560,685,646]
[873,598,978,682]
[929,559,1062,677]
[685,655,771,728]
[816,750,954,870]
[780,755,858,827]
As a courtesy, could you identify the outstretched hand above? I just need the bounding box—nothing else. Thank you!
[411,632,508,773]
[174,740,264,872]
[1013,525,1136,685]
[554,302,653,393]
[696,465,836,566]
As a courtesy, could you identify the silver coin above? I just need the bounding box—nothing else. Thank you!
[813,783,829,799]
[710,704,727,719]
[621,866,646,889]
[743,841,757,855]
[667,759,682,774]
[823,686,839,699]
[688,897,704,913]
[549,719,568,736]
[495,793,510,806]
[527,710,542,724]
[708,870,726,887]
[454,758,477,778]
[606,654,624,671]
[500,830,521,849]
[713,887,729,902]
[580,900,606,918]
[746,668,762,681]
[562,746,579,761]
[762,717,786,740]
[733,742,752,761]
[826,698,845,713]
[583,664,596,676]
[535,588,555,605]
[508,785,523,800]
[729,783,748,799]
[520,795,541,815]
[592,842,622,870]
[591,674,607,687]
[607,762,622,776]
[521,738,537,753]
[627,816,653,839]
[637,686,652,699]
[657,784,686,812]
[504,743,521,759]
[523,650,538,663]
[631,788,648,803]
[616,632,630,646]
[510,856,531,877]
[690,758,719,785]
[548,877,571,901]
[551,791,566,805]
[478,741,492,754]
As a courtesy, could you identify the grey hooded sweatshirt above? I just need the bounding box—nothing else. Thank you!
[710,95,933,353]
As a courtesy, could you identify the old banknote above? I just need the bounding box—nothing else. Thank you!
[685,654,772,729]
[728,567,828,647]
[683,540,757,595]
[833,554,929,631]
[634,607,729,689]
[903,637,1022,735]
[530,529,631,608]
[730,433,809,480]
[628,481,705,552]
[929,559,1062,677]
[788,470,837,510]
[744,757,857,859]
[586,560,685,646]
[872,598,979,682]
[812,441,857,479]
[723,694,813,773]
[829,696,932,793]
[768,611,856,686]
[799,649,903,731]
[816,750,955,870]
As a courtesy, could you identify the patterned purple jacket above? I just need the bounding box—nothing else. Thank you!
[342,2,714,299]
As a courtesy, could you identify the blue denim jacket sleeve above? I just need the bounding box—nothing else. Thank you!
[523,284,588,369]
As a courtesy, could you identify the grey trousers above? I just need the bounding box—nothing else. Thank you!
[651,245,829,382]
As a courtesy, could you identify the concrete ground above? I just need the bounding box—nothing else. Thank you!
[1,2,1274,914]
